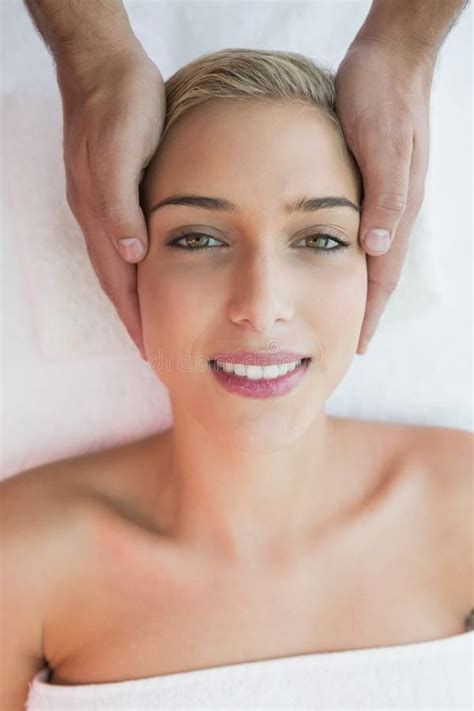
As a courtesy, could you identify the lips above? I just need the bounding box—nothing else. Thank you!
[209,355,312,399]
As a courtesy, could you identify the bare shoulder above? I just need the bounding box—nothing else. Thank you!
[1,453,103,555]
[0,442,140,612]
[0,437,159,704]
[403,423,473,522]
[340,417,473,627]
[402,423,473,628]
[0,432,163,557]
[375,419,472,530]
[0,456,93,614]
[0,459,90,707]
[348,416,472,491]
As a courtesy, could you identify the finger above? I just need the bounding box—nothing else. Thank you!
[66,133,150,357]
[357,116,414,256]
[357,128,428,354]
[357,229,411,355]
[83,218,147,359]
[84,133,150,264]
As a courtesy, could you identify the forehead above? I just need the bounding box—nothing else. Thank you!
[142,100,360,212]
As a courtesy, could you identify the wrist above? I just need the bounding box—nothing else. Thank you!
[350,31,437,74]
[53,25,141,64]
[354,1,439,69]
[50,0,143,84]
[55,37,147,95]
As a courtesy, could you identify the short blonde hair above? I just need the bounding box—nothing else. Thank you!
[143,47,361,192]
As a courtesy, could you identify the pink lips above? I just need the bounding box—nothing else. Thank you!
[209,357,312,399]
[210,351,310,366]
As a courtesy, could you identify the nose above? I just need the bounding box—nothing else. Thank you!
[227,249,294,332]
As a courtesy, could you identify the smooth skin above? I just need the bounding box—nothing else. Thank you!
[22,0,467,358]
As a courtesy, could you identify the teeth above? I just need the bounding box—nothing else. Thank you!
[215,359,304,379]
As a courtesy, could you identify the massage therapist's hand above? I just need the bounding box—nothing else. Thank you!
[56,44,165,358]
[336,0,468,354]
[335,37,434,355]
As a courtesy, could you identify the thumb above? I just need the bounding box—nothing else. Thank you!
[358,133,413,255]
[93,160,150,264]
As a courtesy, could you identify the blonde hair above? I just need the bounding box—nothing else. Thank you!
[143,47,360,188]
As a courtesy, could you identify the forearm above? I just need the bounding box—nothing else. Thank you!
[356,0,469,60]
[23,0,139,61]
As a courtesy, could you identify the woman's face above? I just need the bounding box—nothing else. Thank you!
[137,99,366,445]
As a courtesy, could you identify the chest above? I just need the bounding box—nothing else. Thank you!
[45,501,458,686]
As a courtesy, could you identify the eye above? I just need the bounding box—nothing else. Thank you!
[294,233,351,255]
[165,233,223,251]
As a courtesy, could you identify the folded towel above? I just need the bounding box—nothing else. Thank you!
[3,91,135,362]
[26,631,473,710]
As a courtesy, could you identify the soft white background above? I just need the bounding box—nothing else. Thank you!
[1,0,472,478]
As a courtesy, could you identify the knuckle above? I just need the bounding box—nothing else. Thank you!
[84,133,124,185]
[374,191,408,214]
[386,107,412,141]
[391,130,412,160]
[95,197,134,226]
[84,135,111,180]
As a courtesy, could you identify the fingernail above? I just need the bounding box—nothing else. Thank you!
[364,229,391,253]
[118,238,146,262]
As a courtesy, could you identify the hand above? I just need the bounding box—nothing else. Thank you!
[335,37,435,354]
[56,44,166,359]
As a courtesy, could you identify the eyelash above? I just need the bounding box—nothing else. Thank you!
[165,232,351,255]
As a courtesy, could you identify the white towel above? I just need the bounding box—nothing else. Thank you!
[3,91,136,362]
[26,631,473,710]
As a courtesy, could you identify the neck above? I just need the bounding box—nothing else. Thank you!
[154,409,354,563]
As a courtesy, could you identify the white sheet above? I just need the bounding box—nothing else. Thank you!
[2,0,472,477]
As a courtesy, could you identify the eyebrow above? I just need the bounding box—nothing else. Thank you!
[148,194,361,216]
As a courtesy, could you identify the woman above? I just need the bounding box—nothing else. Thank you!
[3,48,472,710]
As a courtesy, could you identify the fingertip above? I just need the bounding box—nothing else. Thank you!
[118,237,147,263]
[362,229,392,254]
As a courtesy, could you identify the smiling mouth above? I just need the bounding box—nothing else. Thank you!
[209,357,312,375]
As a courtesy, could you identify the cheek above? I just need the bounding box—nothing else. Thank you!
[310,259,367,372]
[329,261,367,330]
[137,265,212,369]
[310,255,367,325]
